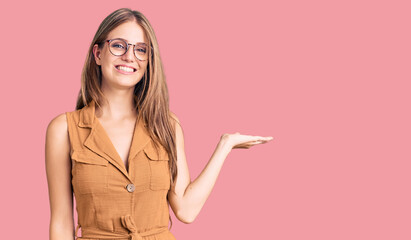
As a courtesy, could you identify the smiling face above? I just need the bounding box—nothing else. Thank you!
[93,20,149,90]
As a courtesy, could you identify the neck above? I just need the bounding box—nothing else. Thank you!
[96,85,137,121]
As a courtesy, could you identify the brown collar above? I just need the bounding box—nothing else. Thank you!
[77,99,151,180]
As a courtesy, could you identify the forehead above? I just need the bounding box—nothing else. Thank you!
[107,21,147,43]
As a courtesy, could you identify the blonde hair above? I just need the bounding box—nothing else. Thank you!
[75,8,178,224]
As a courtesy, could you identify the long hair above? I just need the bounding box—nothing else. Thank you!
[75,8,178,225]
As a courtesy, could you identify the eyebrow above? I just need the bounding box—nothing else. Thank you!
[115,37,148,46]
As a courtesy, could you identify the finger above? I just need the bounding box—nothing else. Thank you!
[260,136,274,141]
[252,139,270,145]
[255,136,273,142]
[254,136,273,141]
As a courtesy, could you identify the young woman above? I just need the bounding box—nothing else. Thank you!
[45,8,273,240]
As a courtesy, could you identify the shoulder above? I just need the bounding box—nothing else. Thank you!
[169,111,180,124]
[169,111,182,130]
[45,112,71,165]
[46,112,68,141]
[169,111,184,139]
[47,112,68,131]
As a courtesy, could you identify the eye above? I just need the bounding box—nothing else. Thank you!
[135,47,147,53]
[112,43,125,49]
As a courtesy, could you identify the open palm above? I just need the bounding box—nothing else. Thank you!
[222,132,274,149]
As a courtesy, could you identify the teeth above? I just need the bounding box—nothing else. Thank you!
[117,66,135,72]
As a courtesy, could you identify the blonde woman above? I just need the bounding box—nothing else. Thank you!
[45,8,273,240]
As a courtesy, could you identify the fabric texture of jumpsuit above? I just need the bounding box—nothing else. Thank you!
[66,99,176,240]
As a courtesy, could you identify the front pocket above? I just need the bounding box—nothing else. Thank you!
[71,150,109,195]
[143,143,170,191]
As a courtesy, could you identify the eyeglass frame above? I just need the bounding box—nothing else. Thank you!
[104,38,153,61]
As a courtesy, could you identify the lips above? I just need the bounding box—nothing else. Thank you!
[115,65,137,72]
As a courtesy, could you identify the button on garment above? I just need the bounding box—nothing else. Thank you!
[126,184,135,193]
[66,99,176,240]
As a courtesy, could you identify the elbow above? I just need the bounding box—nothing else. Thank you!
[170,194,203,224]
[175,210,198,224]
[177,215,196,224]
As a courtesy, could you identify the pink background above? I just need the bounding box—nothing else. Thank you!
[0,0,410,239]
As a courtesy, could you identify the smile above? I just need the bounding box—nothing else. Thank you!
[114,65,137,75]
[115,65,136,72]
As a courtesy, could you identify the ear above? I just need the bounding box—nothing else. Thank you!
[93,44,101,65]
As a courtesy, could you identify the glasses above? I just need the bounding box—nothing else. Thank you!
[105,38,152,61]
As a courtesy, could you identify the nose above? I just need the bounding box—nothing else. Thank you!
[122,44,135,62]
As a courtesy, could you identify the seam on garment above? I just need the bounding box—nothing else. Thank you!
[66,112,74,156]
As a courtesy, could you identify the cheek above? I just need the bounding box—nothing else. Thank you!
[100,56,116,76]
[101,64,113,79]
[140,63,149,74]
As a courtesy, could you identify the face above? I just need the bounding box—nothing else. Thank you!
[93,21,149,90]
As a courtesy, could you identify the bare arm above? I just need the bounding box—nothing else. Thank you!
[45,113,75,240]
[167,113,273,223]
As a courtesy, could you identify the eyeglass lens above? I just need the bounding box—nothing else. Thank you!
[109,39,148,60]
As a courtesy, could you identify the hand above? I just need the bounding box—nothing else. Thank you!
[220,132,274,149]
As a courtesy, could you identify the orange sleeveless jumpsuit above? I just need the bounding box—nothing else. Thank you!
[66,99,176,240]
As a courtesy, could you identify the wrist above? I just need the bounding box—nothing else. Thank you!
[218,135,233,153]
